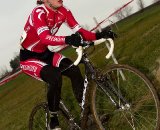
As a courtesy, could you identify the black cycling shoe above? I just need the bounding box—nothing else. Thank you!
[48,114,61,130]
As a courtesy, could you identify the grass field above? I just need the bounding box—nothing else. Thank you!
[0,3,160,130]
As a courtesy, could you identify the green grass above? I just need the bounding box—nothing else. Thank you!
[114,4,160,70]
[0,4,160,130]
[0,74,46,130]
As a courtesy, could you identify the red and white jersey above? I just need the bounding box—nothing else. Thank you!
[20,4,96,53]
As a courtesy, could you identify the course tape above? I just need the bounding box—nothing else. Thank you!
[0,70,22,86]
[90,0,134,31]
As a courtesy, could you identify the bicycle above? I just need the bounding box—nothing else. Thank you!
[28,38,160,130]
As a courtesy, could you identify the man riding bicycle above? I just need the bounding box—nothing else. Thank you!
[19,0,116,129]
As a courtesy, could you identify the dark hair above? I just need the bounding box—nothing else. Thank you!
[37,1,44,5]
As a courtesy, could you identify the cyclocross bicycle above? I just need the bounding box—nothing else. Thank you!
[29,38,160,130]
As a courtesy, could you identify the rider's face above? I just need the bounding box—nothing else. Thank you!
[46,0,63,9]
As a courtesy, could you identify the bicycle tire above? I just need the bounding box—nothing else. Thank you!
[90,64,160,130]
[29,101,81,130]
[29,102,49,130]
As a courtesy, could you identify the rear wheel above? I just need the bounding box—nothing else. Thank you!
[29,102,81,130]
[91,64,160,130]
[29,102,49,130]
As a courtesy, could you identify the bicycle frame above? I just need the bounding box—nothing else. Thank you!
[58,47,130,129]
[59,49,128,129]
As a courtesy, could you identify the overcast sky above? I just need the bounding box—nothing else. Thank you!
[0,0,153,71]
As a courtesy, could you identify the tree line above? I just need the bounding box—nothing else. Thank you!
[0,54,20,79]
[114,0,159,21]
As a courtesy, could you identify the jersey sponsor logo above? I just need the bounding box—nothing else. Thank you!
[20,64,38,73]
[37,26,49,35]
[45,35,65,42]
[36,9,45,20]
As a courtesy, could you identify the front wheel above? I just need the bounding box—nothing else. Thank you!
[91,64,160,130]
[29,102,49,130]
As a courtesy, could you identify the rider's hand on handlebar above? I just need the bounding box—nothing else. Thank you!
[65,33,83,47]
[96,27,117,40]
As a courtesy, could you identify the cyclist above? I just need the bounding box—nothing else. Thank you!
[19,0,116,129]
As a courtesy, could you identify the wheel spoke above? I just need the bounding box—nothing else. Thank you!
[122,111,136,130]
[135,112,156,128]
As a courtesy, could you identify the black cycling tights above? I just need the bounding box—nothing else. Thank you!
[40,58,84,112]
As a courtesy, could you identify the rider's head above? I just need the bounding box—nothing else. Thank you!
[37,0,44,5]
[37,0,63,10]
